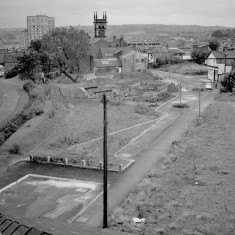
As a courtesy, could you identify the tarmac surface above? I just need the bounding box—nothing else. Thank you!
[0,77,28,129]
[0,73,216,234]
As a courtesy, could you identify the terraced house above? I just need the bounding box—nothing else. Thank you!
[206,51,235,83]
[94,48,148,74]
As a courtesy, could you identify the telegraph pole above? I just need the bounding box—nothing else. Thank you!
[179,83,182,104]
[103,94,108,228]
[199,91,201,117]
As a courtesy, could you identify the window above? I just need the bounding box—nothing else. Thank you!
[136,59,139,62]
[141,59,144,62]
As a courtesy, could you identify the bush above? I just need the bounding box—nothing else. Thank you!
[191,49,210,64]
[8,144,21,154]
[134,105,157,116]
[173,103,189,108]
[5,67,18,79]
[221,71,235,92]
[47,108,56,118]
[23,81,36,93]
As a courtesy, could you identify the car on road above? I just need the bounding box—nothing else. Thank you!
[205,82,212,91]
[0,65,4,77]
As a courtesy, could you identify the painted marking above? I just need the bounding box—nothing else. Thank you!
[0,174,104,223]
[68,190,105,223]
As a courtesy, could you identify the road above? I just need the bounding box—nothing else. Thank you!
[0,71,216,234]
[78,70,216,228]
[0,77,28,129]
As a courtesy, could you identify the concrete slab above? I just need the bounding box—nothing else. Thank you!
[0,174,102,224]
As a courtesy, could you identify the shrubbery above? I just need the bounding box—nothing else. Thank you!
[221,71,235,92]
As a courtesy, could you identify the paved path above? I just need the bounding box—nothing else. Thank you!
[0,72,216,234]
[0,78,28,129]
[75,71,216,227]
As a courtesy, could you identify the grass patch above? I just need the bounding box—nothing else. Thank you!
[36,120,155,170]
[8,143,21,154]
[110,100,235,234]
[134,105,158,116]
[160,62,207,76]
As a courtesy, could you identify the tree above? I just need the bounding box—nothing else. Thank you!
[191,49,209,64]
[211,30,223,38]
[16,27,91,83]
[41,27,91,82]
[208,38,220,51]
[16,50,39,81]
[221,71,235,92]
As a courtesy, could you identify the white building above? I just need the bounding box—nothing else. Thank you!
[27,15,55,45]
[206,51,235,83]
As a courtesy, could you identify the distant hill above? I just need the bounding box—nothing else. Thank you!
[0,24,231,47]
[75,24,230,41]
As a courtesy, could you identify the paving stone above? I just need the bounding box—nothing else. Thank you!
[11,225,29,235]
[0,219,12,232]
[3,222,20,235]
[25,228,43,235]
[0,216,6,224]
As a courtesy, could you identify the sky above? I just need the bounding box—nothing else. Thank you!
[0,0,235,28]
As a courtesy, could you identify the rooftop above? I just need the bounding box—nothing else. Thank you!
[211,51,235,59]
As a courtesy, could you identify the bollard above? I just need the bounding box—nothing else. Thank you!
[30,154,34,162]
[119,164,123,173]
[99,162,103,170]
[47,156,50,163]
[82,160,86,167]
[64,158,68,165]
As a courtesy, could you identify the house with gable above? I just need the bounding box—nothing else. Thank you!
[206,51,235,83]
[93,48,148,74]
[0,51,18,73]
[119,50,148,73]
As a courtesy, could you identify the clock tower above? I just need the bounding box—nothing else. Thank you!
[94,12,107,38]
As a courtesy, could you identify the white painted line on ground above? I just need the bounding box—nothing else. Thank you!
[114,113,169,157]
[0,174,31,193]
[68,118,161,150]
[155,95,179,111]
[67,185,110,224]
[27,174,102,186]
[67,191,103,223]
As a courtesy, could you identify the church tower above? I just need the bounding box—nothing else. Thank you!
[93,12,107,38]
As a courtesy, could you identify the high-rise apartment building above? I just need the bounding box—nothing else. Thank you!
[27,15,55,45]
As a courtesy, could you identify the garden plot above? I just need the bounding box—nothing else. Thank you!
[35,100,159,169]
[0,174,102,223]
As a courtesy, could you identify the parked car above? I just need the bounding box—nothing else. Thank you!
[205,82,212,90]
[0,65,4,77]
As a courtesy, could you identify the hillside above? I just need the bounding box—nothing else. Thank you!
[0,24,230,48]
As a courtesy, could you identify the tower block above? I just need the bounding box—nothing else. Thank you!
[94,11,108,38]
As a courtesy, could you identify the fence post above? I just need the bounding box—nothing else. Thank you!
[64,158,68,165]
[99,162,103,170]
[82,160,86,167]
[119,164,122,173]
[30,154,34,162]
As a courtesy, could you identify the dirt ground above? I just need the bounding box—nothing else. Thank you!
[159,62,207,76]
[0,97,159,171]
[110,94,235,235]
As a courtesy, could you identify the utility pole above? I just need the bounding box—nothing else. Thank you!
[199,91,201,117]
[103,94,108,228]
[179,83,182,104]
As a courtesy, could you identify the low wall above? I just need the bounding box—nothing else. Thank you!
[29,154,134,173]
